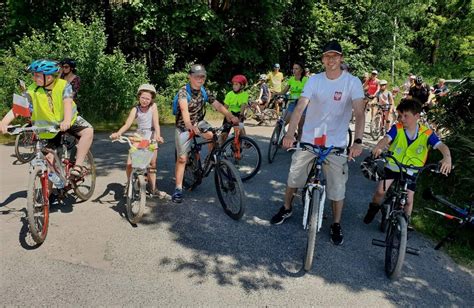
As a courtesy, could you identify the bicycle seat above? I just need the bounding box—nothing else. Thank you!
[197,120,213,133]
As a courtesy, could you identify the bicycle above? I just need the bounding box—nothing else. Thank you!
[267,96,290,163]
[242,100,278,126]
[288,142,347,271]
[370,152,439,279]
[183,121,245,220]
[7,125,96,244]
[112,135,157,224]
[221,123,262,181]
[369,104,391,141]
[422,188,473,250]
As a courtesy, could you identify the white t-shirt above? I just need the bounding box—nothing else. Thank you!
[301,71,364,147]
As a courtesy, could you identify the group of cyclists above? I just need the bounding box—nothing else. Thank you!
[0,39,453,247]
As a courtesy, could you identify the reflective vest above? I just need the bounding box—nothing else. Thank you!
[28,79,77,139]
[387,122,432,172]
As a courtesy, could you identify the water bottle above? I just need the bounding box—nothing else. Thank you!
[48,172,64,189]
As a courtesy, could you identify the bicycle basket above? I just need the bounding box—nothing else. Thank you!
[130,148,154,169]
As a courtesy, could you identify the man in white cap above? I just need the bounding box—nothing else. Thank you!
[270,40,365,246]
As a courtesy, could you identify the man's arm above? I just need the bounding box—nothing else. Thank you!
[349,98,365,159]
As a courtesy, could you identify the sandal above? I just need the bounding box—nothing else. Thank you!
[70,165,86,177]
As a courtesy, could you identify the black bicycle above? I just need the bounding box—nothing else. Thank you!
[369,152,440,279]
[183,121,245,220]
[422,188,473,250]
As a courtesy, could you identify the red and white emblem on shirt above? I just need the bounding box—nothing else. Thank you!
[334,91,342,101]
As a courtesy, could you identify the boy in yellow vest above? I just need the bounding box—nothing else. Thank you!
[0,59,94,177]
[363,98,452,223]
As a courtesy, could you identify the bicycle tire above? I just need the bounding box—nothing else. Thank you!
[385,214,408,279]
[222,136,261,181]
[370,114,382,141]
[268,123,283,163]
[15,126,36,163]
[183,150,201,190]
[262,109,278,125]
[72,151,96,201]
[304,189,321,271]
[26,167,49,244]
[126,174,146,224]
[214,159,245,220]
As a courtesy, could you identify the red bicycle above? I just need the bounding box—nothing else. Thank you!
[8,125,96,244]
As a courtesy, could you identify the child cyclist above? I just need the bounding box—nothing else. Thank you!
[110,84,164,197]
[219,74,249,144]
[363,98,452,224]
[0,59,94,178]
[254,74,271,116]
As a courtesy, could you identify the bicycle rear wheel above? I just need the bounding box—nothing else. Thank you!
[214,159,245,220]
[268,122,284,163]
[26,167,49,244]
[183,151,202,190]
[15,126,36,163]
[385,214,408,279]
[222,136,261,181]
[370,114,382,141]
[126,174,146,224]
[304,189,321,271]
[72,150,96,201]
[262,109,278,125]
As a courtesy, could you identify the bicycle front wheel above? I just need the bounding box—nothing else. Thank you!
[15,126,36,163]
[268,122,284,163]
[384,214,408,279]
[222,136,261,181]
[26,167,49,244]
[304,189,321,271]
[214,159,245,220]
[72,150,96,201]
[126,174,146,224]
[370,114,382,141]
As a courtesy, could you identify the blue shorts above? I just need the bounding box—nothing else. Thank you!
[287,101,307,115]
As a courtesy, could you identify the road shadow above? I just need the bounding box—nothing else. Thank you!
[126,128,473,304]
[0,190,27,207]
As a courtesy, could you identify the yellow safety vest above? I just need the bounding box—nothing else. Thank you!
[387,122,432,172]
[28,79,77,139]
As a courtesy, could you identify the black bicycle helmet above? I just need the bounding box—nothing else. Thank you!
[360,156,383,181]
[60,58,77,70]
[415,76,424,85]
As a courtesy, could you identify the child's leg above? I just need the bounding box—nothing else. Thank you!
[364,179,394,224]
[404,190,415,217]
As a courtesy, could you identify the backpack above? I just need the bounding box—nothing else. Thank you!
[172,83,208,116]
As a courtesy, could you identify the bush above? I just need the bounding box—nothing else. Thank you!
[0,17,149,124]
[413,77,473,266]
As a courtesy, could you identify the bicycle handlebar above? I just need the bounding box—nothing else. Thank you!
[7,125,59,135]
[287,142,347,157]
[374,151,441,175]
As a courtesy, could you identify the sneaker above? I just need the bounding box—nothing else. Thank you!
[363,202,381,224]
[270,206,292,225]
[171,188,183,203]
[330,223,344,245]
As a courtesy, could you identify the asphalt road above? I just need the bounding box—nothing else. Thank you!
[1,119,472,306]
